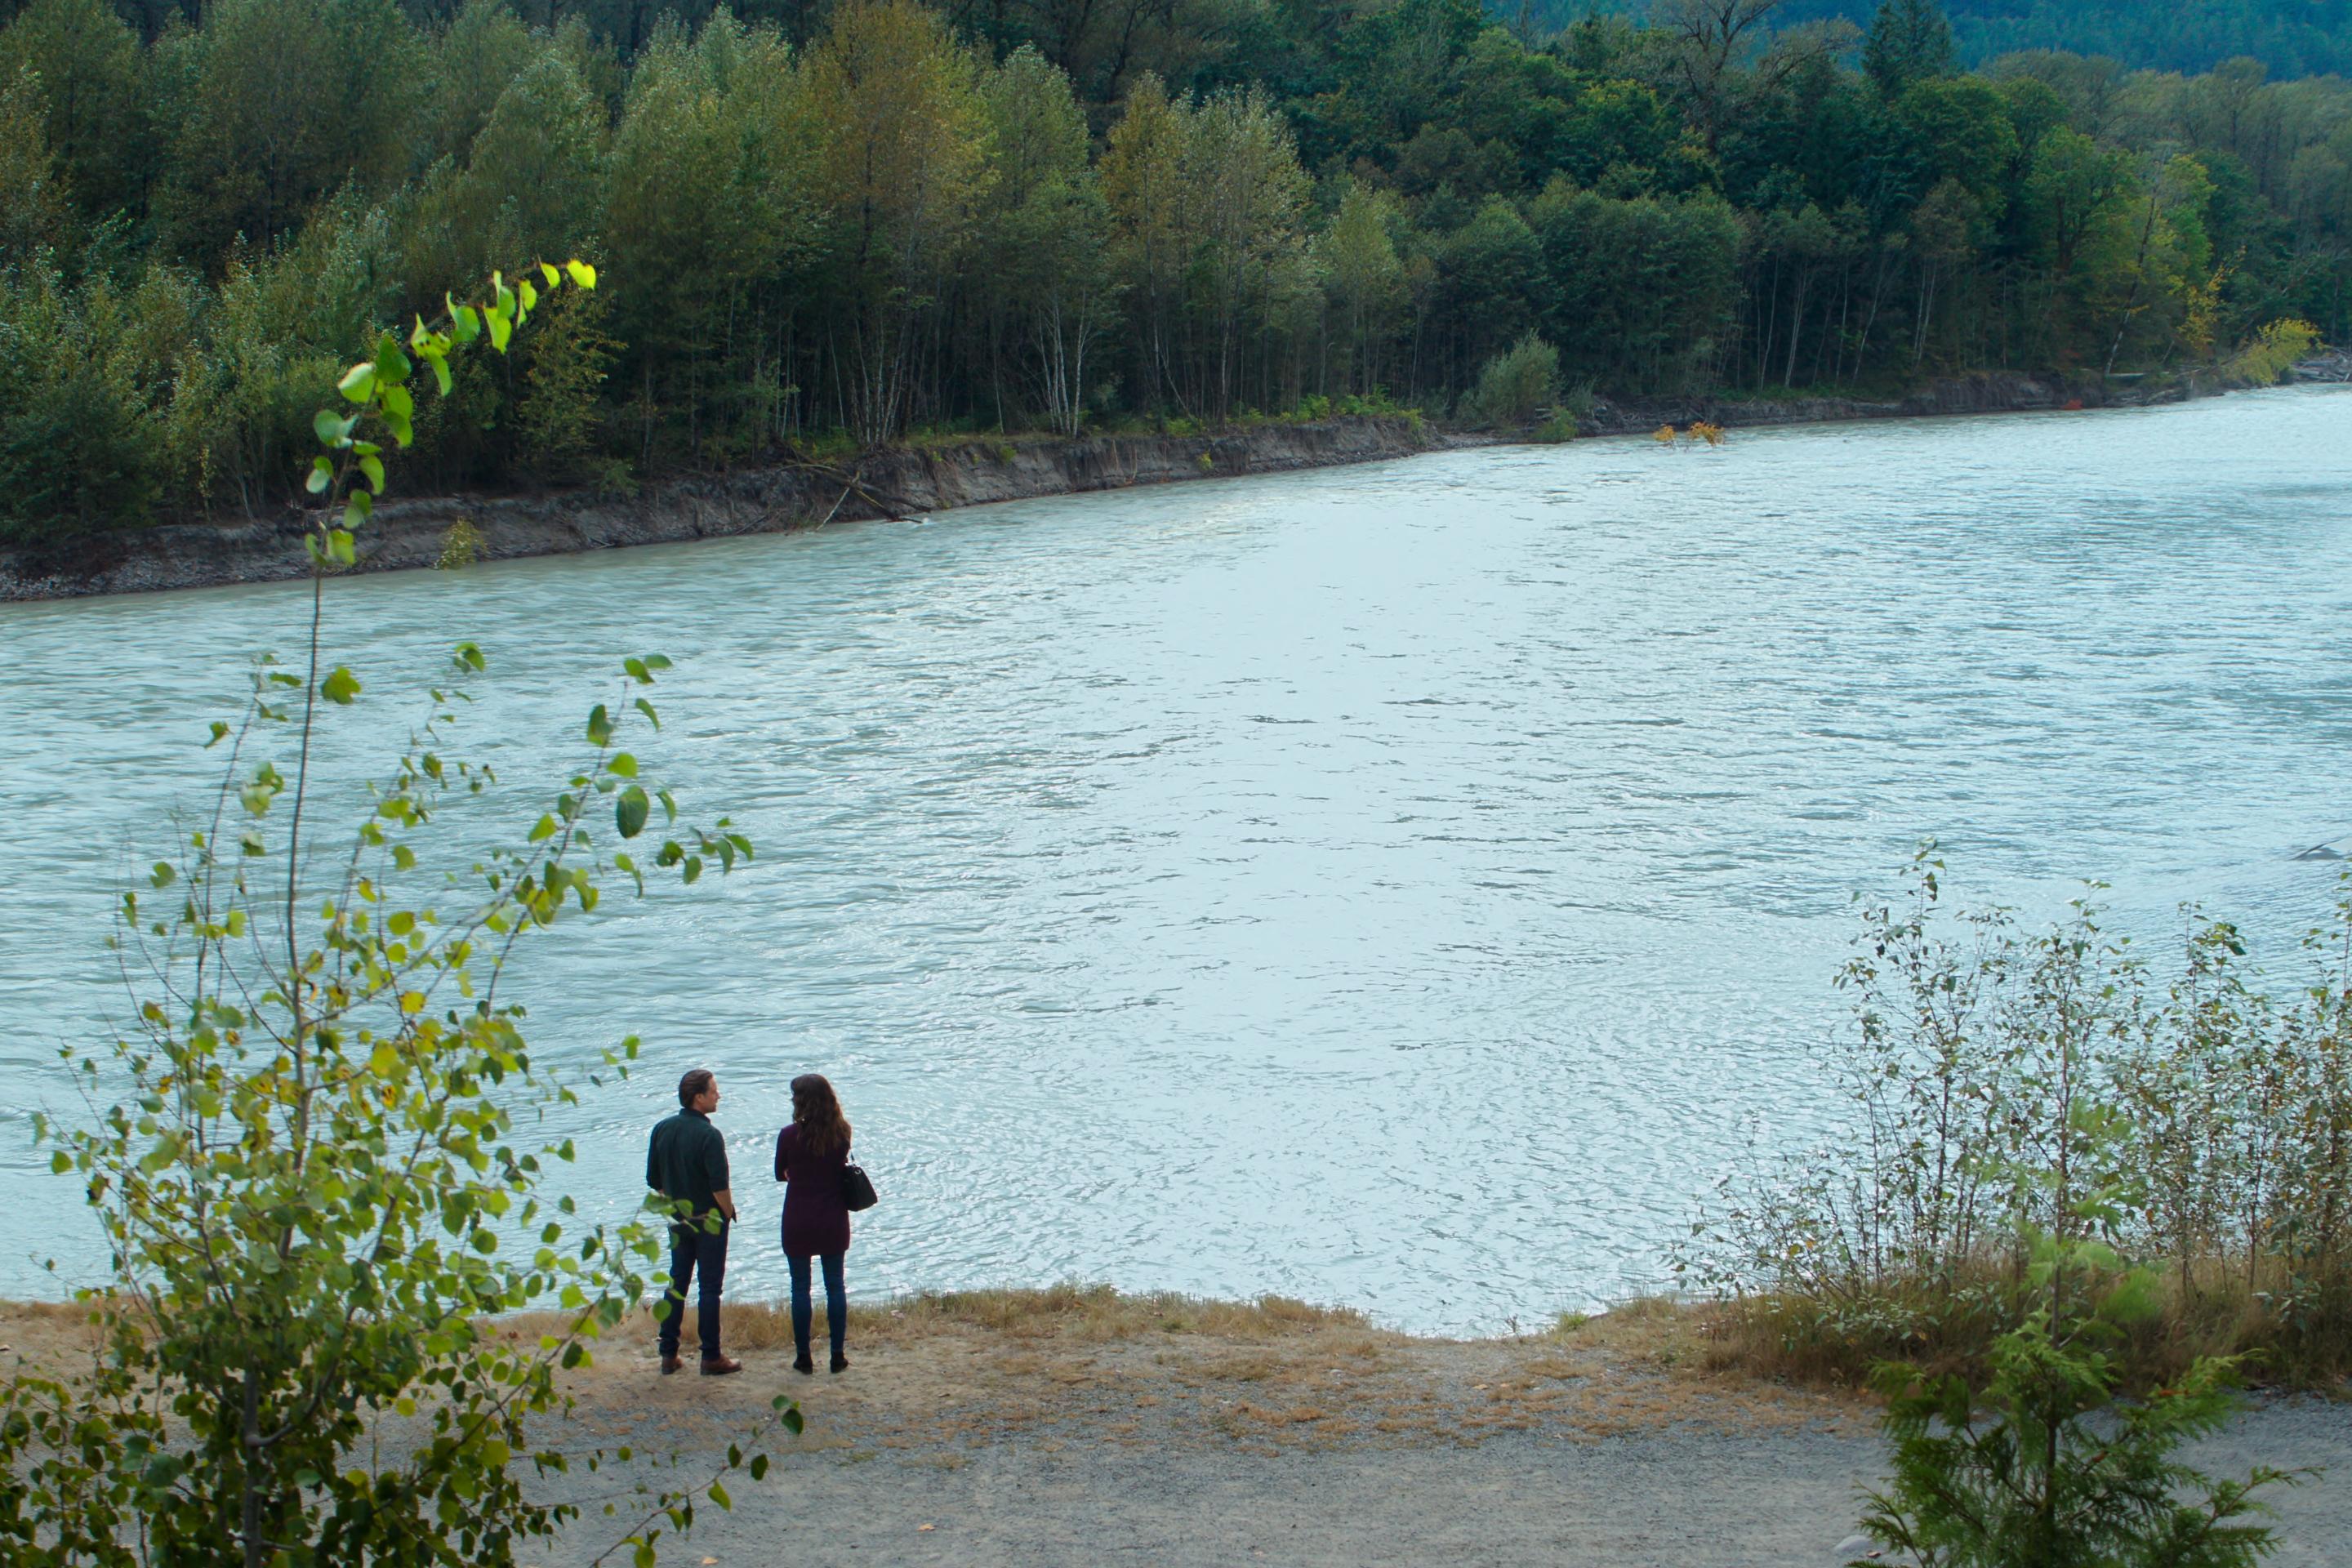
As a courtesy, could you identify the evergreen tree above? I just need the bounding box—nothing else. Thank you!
[1864,0,1955,98]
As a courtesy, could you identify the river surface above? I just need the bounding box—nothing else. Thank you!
[2,389,2350,1332]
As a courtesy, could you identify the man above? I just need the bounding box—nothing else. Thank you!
[647,1068,742,1375]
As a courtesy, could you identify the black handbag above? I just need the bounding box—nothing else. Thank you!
[839,1157,878,1213]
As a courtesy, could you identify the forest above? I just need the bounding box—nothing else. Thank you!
[0,0,2348,541]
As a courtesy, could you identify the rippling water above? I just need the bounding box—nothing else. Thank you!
[3,389,2350,1331]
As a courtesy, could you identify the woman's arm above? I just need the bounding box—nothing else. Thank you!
[774,1125,791,1183]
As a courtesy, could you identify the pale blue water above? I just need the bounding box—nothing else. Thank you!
[2,388,2349,1332]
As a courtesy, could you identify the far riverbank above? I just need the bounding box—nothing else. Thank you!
[0,369,2250,603]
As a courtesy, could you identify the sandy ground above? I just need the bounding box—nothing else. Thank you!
[9,1294,2348,1568]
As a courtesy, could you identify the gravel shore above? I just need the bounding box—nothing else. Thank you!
[538,1406,2352,1568]
[511,1297,2352,1568]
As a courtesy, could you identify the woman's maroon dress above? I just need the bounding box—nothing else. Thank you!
[774,1123,852,1258]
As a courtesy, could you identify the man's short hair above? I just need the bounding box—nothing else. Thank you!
[678,1068,715,1108]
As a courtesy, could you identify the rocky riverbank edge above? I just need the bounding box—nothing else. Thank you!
[0,366,2309,603]
[1575,364,2228,436]
[0,417,1439,602]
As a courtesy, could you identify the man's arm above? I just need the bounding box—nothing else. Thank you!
[645,1125,661,1196]
[707,1129,736,1222]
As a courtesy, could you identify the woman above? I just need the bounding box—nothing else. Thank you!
[773,1072,853,1374]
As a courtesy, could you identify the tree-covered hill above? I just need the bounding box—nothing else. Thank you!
[1,0,2347,548]
[1515,0,2352,78]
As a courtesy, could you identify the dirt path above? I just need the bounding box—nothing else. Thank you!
[512,1294,2352,1568]
[9,1293,2345,1566]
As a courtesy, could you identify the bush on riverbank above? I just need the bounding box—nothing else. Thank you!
[1677,849,2352,1391]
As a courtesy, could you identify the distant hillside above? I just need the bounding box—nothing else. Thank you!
[1513,1,2352,78]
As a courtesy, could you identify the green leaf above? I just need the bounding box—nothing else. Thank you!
[328,528,356,567]
[314,409,357,448]
[451,301,481,343]
[517,277,538,314]
[528,814,559,843]
[586,704,612,746]
[566,258,597,290]
[207,719,230,747]
[487,307,512,353]
[322,667,362,706]
[343,490,372,529]
[381,384,413,421]
[540,261,562,287]
[634,697,660,731]
[306,456,333,494]
[425,351,452,396]
[607,753,637,777]
[359,455,385,495]
[337,362,377,403]
[616,786,649,840]
[709,1481,731,1511]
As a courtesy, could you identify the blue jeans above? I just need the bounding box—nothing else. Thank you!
[787,1251,846,1361]
[658,1219,728,1360]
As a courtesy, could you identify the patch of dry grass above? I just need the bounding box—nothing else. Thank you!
[1683,1261,2352,1394]
[497,1283,1378,1359]
[7,1287,1871,1459]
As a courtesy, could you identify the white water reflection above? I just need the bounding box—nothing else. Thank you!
[2,388,2349,1331]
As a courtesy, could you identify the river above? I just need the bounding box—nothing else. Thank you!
[2,388,2349,1332]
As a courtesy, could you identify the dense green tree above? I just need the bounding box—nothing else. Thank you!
[419,0,539,169]
[0,0,149,223]
[800,0,995,440]
[1316,178,1406,393]
[0,65,68,259]
[1896,76,2020,212]
[158,0,421,257]
[1,0,2349,544]
[1862,0,1955,98]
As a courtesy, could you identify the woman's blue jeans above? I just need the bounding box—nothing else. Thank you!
[787,1251,846,1360]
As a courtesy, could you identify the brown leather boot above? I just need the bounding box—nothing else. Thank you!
[699,1355,744,1376]
[660,1353,684,1375]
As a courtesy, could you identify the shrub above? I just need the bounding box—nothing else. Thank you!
[1678,849,2352,1388]
[516,278,618,480]
[2225,318,2323,385]
[1859,1236,2293,1567]
[0,265,163,541]
[1466,329,1559,428]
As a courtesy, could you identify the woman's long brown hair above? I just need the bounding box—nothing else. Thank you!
[791,1072,851,1157]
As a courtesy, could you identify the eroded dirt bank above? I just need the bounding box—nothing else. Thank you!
[0,372,2267,603]
[1578,368,2207,436]
[0,418,1435,602]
